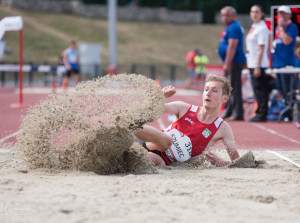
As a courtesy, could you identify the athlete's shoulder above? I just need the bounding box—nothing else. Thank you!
[219,119,230,127]
[174,102,194,119]
[180,102,193,113]
[218,120,233,135]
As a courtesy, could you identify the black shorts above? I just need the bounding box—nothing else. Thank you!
[65,69,79,78]
[134,139,162,157]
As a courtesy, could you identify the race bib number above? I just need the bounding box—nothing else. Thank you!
[164,129,192,162]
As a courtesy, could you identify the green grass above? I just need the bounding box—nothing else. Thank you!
[1,6,224,70]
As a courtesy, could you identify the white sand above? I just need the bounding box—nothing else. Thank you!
[0,149,299,223]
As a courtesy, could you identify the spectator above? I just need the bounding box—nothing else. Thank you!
[272,5,298,104]
[218,6,246,121]
[193,49,209,91]
[246,5,270,122]
[0,35,11,62]
[294,37,300,97]
[184,49,197,89]
[0,40,5,62]
[62,40,80,90]
[241,69,255,120]
[295,36,300,67]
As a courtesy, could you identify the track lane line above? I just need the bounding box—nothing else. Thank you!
[266,150,300,168]
[0,130,21,143]
[252,123,300,146]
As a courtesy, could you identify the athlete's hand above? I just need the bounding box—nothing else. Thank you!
[162,85,176,98]
[204,151,230,167]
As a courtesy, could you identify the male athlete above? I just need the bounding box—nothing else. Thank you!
[62,40,80,90]
[134,75,240,166]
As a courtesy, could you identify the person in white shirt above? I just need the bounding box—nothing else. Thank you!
[246,5,270,122]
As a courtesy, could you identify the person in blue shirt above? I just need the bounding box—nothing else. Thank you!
[62,40,80,90]
[295,37,300,68]
[218,6,246,121]
[272,5,298,103]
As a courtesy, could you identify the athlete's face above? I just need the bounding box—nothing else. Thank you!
[203,81,228,109]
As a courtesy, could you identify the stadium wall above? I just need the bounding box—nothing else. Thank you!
[0,0,202,24]
[0,0,254,28]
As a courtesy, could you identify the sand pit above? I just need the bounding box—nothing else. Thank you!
[0,149,299,223]
[1,73,300,222]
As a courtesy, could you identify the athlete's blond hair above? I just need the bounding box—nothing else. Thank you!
[206,75,232,96]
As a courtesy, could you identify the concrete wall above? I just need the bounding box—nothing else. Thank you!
[0,0,256,29]
[0,0,202,24]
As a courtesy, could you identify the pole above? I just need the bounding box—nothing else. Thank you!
[10,29,26,108]
[19,29,23,105]
[108,0,117,74]
[8,16,26,108]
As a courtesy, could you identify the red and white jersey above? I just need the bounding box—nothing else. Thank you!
[160,105,223,164]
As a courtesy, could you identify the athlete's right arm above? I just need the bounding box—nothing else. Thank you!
[161,85,190,118]
[164,101,190,119]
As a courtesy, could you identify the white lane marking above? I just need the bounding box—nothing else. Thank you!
[0,130,21,143]
[157,118,166,129]
[266,150,300,168]
[252,123,300,146]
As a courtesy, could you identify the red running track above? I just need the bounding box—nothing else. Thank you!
[1,86,300,151]
[0,87,49,143]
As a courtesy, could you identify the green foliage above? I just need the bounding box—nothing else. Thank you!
[169,0,200,11]
[81,0,107,4]
[81,0,300,23]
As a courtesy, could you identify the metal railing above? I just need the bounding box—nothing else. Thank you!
[0,63,190,87]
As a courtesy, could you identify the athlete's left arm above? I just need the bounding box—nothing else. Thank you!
[220,122,240,162]
[205,122,239,166]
